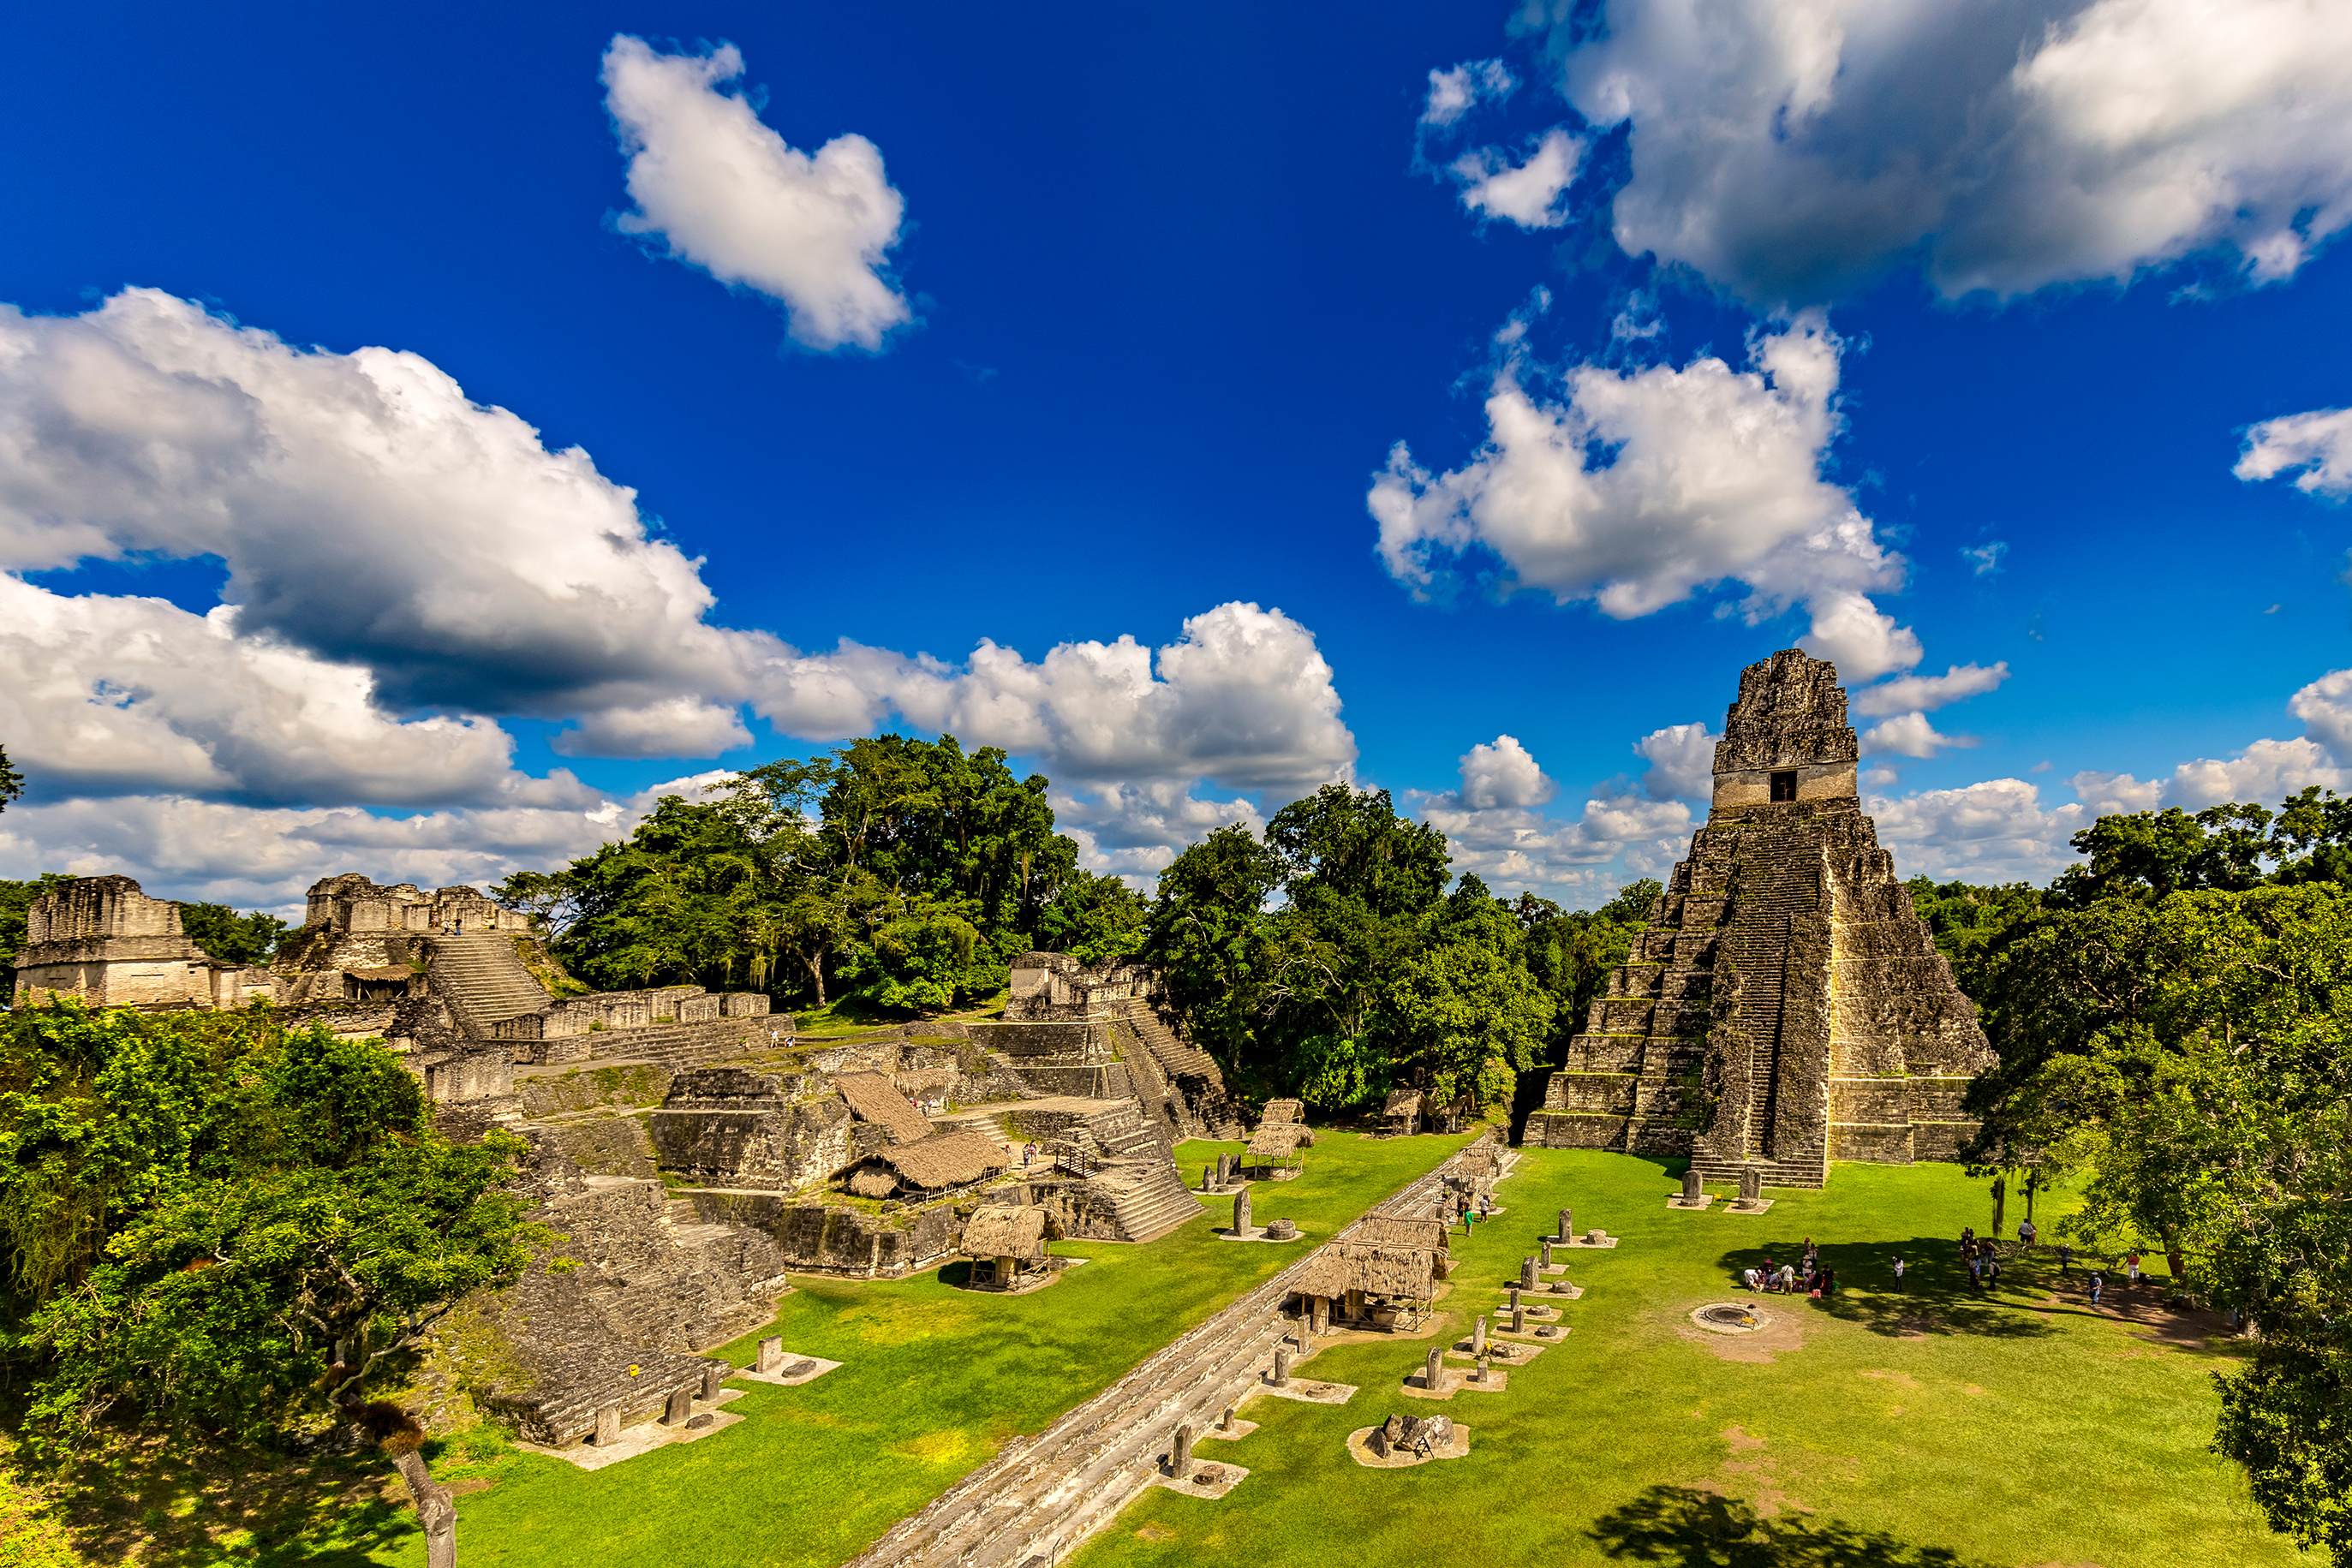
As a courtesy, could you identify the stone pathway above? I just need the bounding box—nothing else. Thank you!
[842,1138,1495,1568]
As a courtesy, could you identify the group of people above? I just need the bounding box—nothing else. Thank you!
[1740,1237,1837,1299]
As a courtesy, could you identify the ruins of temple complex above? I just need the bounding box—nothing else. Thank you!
[1524,649,1995,1187]
[10,875,276,1011]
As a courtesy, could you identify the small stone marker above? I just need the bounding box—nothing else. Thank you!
[1512,1303,1525,1333]
[1171,1423,1194,1476]
[1273,1347,1291,1386]
[1740,1166,1762,1204]
[756,1335,784,1375]
[1220,1405,1236,1430]
[1521,1255,1537,1291]
[662,1386,692,1425]
[1472,1315,1488,1356]
[1203,1163,1215,1192]
[701,1363,725,1401]
[1681,1168,1703,1203]
[685,1412,715,1431]
[1508,1284,1520,1311]
[1560,1206,1573,1242]
[1233,1188,1253,1235]
[593,1404,620,1446]
[1424,1346,1443,1389]
[1477,1356,1489,1383]
[1266,1218,1297,1239]
[1541,1238,1554,1267]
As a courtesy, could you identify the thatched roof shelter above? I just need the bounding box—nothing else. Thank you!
[1290,1241,1442,1301]
[963,1206,1050,1261]
[856,1129,1011,1195]
[1246,1122,1311,1158]
[835,1070,934,1144]
[1353,1213,1447,1253]
[1382,1088,1423,1118]
[1261,1097,1303,1125]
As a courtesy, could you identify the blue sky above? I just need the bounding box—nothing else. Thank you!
[5,0,2352,911]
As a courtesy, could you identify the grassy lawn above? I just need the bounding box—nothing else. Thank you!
[349,1128,1473,1568]
[1074,1148,2314,1568]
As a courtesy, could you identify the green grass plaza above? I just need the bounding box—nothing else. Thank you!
[390,1133,2299,1568]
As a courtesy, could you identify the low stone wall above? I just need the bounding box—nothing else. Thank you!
[687,1191,961,1279]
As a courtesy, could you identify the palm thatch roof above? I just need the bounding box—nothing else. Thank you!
[835,1070,934,1143]
[1382,1088,1423,1118]
[343,965,415,983]
[848,1168,897,1199]
[962,1205,1049,1260]
[1290,1241,1442,1300]
[1454,1144,1502,1177]
[1261,1098,1303,1125]
[1353,1213,1447,1252]
[867,1129,1011,1191]
[1246,1122,1311,1157]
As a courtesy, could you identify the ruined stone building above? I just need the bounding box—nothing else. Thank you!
[1524,650,1994,1186]
[10,876,276,1011]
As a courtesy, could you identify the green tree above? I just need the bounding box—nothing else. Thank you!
[0,745,21,813]
[177,902,291,966]
[0,873,72,975]
[0,1002,536,1567]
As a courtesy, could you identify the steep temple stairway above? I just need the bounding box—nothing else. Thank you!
[429,933,550,1034]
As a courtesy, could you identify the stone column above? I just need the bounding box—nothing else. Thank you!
[1424,1346,1444,1390]
[1273,1347,1291,1386]
[1477,1356,1489,1384]
[701,1363,725,1401]
[662,1386,692,1425]
[756,1336,783,1375]
[1203,1163,1215,1192]
[1559,1207,1573,1243]
[1740,1166,1763,1205]
[1512,1303,1525,1333]
[1681,1167,1703,1203]
[1310,1294,1329,1335]
[1521,1255,1537,1291]
[1219,1405,1236,1430]
[1170,1423,1194,1476]
[593,1404,620,1446]
[1508,1284,1520,1311]
[1233,1188,1252,1236]
[1472,1315,1487,1356]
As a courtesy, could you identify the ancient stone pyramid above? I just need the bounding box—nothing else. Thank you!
[1525,649,1993,1187]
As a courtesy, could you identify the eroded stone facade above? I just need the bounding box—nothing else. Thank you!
[10,876,275,1011]
[1524,650,1993,1185]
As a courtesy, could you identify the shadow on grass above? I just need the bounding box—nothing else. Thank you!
[1591,1485,1992,1567]
[1707,1237,2058,1340]
[6,1428,426,1568]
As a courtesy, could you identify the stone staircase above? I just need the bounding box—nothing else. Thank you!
[1095,1160,1203,1243]
[845,1142,1482,1567]
[510,1016,796,1077]
[1119,1001,1245,1138]
[430,933,551,1034]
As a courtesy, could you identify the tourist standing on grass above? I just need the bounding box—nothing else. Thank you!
[2128,1251,2143,1289]
[2057,1243,2073,1275]
[2089,1270,2104,1306]
[1778,1262,1796,1293]
[2020,1218,2036,1247]
[1892,1255,1907,1291]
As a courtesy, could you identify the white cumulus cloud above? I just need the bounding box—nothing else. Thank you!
[1549,0,2352,304]
[1633,721,1718,802]
[1455,735,1557,810]
[1368,311,1921,681]
[602,35,911,352]
[1869,778,2087,885]
[1451,128,1584,230]
[1860,711,1977,760]
[2236,406,2352,499]
[1421,60,1515,128]
[1850,661,2010,718]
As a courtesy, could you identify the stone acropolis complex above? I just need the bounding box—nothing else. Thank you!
[1525,649,1994,1186]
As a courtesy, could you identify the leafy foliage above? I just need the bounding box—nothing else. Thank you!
[0,1002,535,1459]
[0,874,73,974]
[176,903,291,968]
[525,733,1147,1015]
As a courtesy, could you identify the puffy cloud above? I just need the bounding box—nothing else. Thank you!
[0,291,1357,823]
[2064,667,2352,814]
[1549,0,2352,304]
[0,288,771,726]
[1860,711,1977,760]
[1633,721,1718,802]
[602,37,911,351]
[1369,312,1921,681]
[1051,782,1262,885]
[2236,406,2352,499]
[2289,668,2352,756]
[1850,661,2009,718]
[1869,778,2087,884]
[0,778,708,916]
[1455,735,1556,810]
[1450,128,1584,230]
[1422,791,1692,897]
[1421,60,1515,128]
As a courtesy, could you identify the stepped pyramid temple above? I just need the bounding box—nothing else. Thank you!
[1524,649,1995,1187]
[11,874,1251,1446]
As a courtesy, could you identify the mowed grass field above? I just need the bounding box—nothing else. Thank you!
[1072,1148,2313,1568]
[367,1129,1475,1568]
